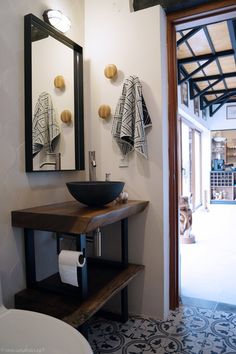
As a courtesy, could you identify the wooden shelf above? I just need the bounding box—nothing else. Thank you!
[11,200,149,234]
[15,262,144,328]
[210,171,236,203]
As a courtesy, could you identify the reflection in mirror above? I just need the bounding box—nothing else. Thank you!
[25,14,84,172]
[32,26,74,170]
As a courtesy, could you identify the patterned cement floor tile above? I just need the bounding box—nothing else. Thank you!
[201,313,236,354]
[88,306,236,354]
[117,316,163,340]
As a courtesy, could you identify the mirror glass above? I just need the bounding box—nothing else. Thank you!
[25,14,84,172]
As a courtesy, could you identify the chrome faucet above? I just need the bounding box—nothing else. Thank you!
[89,151,96,181]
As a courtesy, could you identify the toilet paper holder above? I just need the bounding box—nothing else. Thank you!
[78,253,85,265]
[56,233,86,257]
[56,229,102,258]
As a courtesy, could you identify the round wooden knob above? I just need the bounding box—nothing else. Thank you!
[61,110,72,124]
[54,75,65,89]
[104,64,117,79]
[98,105,111,119]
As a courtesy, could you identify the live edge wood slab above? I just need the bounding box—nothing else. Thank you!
[11,200,149,234]
[12,200,148,328]
[15,263,144,328]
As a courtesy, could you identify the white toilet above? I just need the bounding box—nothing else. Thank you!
[0,280,93,354]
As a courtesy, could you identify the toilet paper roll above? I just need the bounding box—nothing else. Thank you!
[58,250,86,287]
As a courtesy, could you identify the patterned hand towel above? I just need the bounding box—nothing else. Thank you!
[32,92,60,157]
[111,75,152,158]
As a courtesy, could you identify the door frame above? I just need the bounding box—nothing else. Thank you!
[167,0,236,310]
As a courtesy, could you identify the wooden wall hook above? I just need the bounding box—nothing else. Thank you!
[98,105,111,119]
[104,64,117,79]
[61,110,72,124]
[54,75,65,89]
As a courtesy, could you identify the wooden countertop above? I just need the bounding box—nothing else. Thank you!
[12,200,149,234]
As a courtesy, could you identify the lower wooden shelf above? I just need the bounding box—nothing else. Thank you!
[15,262,144,328]
[210,200,236,204]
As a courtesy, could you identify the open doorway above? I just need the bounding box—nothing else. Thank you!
[167,1,236,310]
[176,9,236,306]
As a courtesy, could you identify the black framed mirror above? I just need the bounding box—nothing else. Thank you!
[24,14,84,172]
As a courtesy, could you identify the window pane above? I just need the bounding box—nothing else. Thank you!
[181,122,192,198]
[194,131,201,207]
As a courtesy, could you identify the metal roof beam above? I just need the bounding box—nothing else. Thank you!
[203,25,228,91]
[179,58,214,84]
[179,65,208,95]
[180,65,203,96]
[204,88,236,95]
[188,77,209,107]
[202,90,236,109]
[192,72,236,82]
[178,29,213,108]
[227,19,236,65]
[214,99,236,104]
[177,27,202,47]
[209,98,230,116]
[178,64,186,84]
[178,49,234,64]
[190,78,223,99]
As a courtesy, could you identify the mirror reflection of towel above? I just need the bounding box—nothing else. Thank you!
[111,75,152,158]
[32,92,60,157]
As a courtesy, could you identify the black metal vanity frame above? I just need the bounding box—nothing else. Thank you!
[24,14,84,172]
[24,219,129,324]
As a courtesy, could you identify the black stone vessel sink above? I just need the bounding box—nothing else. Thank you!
[66,181,125,207]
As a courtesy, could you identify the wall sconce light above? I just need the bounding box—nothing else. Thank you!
[43,10,71,33]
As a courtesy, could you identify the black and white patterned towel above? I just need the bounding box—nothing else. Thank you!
[111,75,152,158]
[32,92,60,157]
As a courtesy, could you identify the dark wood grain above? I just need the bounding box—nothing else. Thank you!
[167,11,179,312]
[11,200,149,234]
[64,264,144,327]
[167,1,236,23]
[15,263,144,327]
[133,0,217,14]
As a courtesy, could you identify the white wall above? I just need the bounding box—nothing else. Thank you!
[0,0,85,307]
[84,1,169,319]
[178,85,210,129]
[209,104,236,130]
